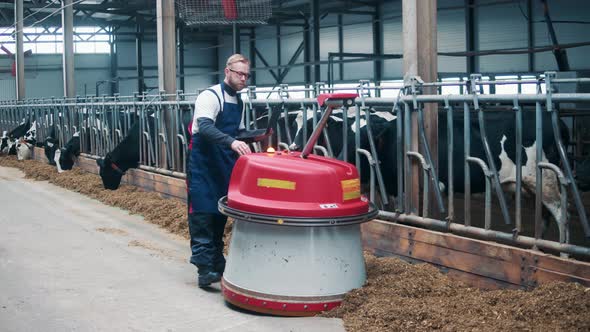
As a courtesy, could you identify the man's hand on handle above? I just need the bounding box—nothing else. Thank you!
[231,140,251,156]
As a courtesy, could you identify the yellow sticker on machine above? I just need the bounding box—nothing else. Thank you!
[257,178,296,190]
[341,178,361,200]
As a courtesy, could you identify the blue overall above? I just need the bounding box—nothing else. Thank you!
[187,82,242,274]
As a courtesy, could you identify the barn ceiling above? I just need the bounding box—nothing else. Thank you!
[0,0,383,31]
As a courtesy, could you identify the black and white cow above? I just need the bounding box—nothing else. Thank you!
[16,121,37,160]
[55,132,86,172]
[247,109,302,151]
[96,121,141,190]
[1,121,30,155]
[96,110,192,190]
[290,108,570,227]
[289,107,395,160]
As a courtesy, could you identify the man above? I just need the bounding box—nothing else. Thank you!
[188,54,252,288]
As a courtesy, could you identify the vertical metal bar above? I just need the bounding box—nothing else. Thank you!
[337,14,343,81]
[477,107,513,225]
[404,102,413,214]
[534,98,543,240]
[303,19,311,97]
[301,103,308,150]
[417,106,445,214]
[355,105,361,172]
[396,102,403,212]
[514,100,523,235]
[445,100,454,221]
[373,1,382,96]
[232,23,240,54]
[463,100,471,226]
[136,18,144,95]
[527,0,535,72]
[465,0,476,74]
[249,29,256,86]
[15,0,25,100]
[62,0,75,98]
[342,103,348,162]
[311,0,320,83]
[177,24,185,93]
[423,168,429,218]
[276,24,281,80]
[363,106,389,207]
[484,175,491,230]
[550,109,590,236]
[109,34,117,96]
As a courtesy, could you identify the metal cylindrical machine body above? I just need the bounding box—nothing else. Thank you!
[219,150,377,316]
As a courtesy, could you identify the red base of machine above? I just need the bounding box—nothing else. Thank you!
[221,278,343,317]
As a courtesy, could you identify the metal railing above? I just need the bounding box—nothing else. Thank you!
[1,72,589,259]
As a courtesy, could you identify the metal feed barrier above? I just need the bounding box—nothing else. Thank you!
[1,71,589,258]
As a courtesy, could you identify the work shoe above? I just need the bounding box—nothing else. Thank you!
[198,271,222,288]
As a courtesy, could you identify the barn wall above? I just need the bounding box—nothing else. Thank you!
[213,0,590,84]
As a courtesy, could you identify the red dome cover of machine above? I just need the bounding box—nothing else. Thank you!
[226,151,370,218]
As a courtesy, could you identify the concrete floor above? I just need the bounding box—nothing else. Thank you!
[0,166,345,332]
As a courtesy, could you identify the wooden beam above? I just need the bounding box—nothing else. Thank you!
[362,219,590,289]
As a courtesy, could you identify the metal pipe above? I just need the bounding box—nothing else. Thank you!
[477,103,512,225]
[463,101,471,226]
[444,100,454,221]
[407,151,429,217]
[514,100,523,236]
[550,105,590,237]
[357,148,376,203]
[404,102,413,214]
[417,106,445,214]
[467,156,492,230]
[395,101,403,212]
[8,92,590,108]
[375,214,590,257]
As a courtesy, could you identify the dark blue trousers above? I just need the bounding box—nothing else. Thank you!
[187,212,227,275]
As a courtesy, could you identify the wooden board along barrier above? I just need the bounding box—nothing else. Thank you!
[32,147,187,201]
[362,219,590,289]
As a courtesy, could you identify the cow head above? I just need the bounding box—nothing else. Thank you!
[58,147,76,171]
[97,153,125,190]
[24,128,36,145]
[16,140,32,160]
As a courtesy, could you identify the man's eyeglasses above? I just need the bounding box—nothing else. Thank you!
[228,68,250,79]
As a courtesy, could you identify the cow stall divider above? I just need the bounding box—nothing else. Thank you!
[1,72,589,262]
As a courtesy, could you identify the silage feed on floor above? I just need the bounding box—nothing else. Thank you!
[1,155,589,331]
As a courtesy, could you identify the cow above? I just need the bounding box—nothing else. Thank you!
[96,110,192,190]
[288,107,395,162]
[246,108,301,151]
[16,121,37,160]
[289,108,570,231]
[56,132,85,172]
[15,140,33,161]
[1,120,30,155]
